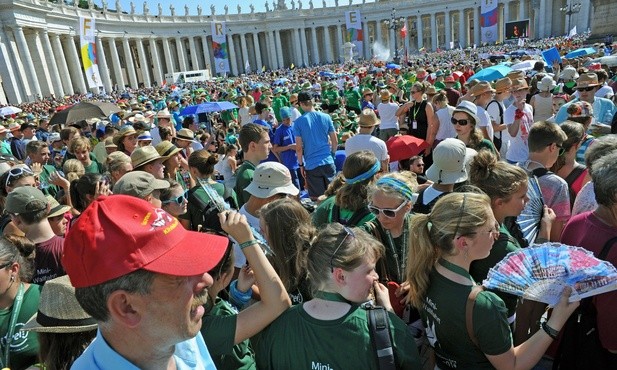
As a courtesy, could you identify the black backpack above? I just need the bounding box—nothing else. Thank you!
[186,185,237,233]
[552,236,617,370]
[330,204,371,227]
[411,188,447,215]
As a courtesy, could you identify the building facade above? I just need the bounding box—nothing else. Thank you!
[0,0,593,104]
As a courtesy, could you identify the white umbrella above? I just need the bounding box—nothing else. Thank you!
[0,106,22,117]
[511,60,536,72]
[589,56,617,67]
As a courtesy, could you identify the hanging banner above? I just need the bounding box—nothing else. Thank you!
[345,10,363,58]
[79,17,103,89]
[480,0,499,44]
[211,21,230,74]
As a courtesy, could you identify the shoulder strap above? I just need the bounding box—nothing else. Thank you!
[563,165,586,187]
[466,285,485,348]
[367,305,396,370]
[487,100,504,124]
[330,203,342,223]
[347,206,371,226]
[599,236,617,260]
[531,167,550,178]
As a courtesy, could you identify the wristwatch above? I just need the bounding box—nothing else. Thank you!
[541,321,559,340]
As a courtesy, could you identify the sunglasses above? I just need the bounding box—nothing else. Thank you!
[161,191,188,205]
[368,200,409,218]
[451,118,470,126]
[330,226,355,272]
[5,167,33,188]
[576,86,595,92]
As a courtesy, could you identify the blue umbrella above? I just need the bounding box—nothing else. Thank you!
[181,101,238,115]
[468,65,513,82]
[386,62,401,69]
[565,47,597,59]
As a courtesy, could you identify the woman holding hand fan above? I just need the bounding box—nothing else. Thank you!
[406,192,579,370]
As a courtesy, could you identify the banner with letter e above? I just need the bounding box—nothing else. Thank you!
[211,21,230,74]
[345,10,363,57]
[79,17,103,89]
[480,0,499,44]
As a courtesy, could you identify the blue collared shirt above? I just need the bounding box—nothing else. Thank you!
[71,330,216,370]
[555,97,616,124]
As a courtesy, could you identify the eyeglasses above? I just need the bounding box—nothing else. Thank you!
[451,118,470,126]
[161,191,188,205]
[368,200,409,218]
[548,143,566,156]
[576,86,595,92]
[5,167,33,188]
[330,226,355,272]
[453,194,467,238]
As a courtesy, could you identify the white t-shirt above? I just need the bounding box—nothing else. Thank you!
[344,134,389,161]
[504,103,534,163]
[376,102,400,130]
[476,106,494,141]
[435,105,456,141]
[239,107,251,126]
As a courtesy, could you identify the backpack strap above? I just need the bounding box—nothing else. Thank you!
[367,304,396,370]
[599,236,617,260]
[187,187,209,231]
[331,203,371,226]
[466,285,485,348]
[531,167,550,178]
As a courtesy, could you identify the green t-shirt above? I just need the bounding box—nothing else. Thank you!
[470,224,521,319]
[311,196,375,228]
[344,89,362,109]
[252,303,421,369]
[234,161,256,208]
[201,298,256,370]
[422,270,512,370]
[180,182,238,230]
[324,89,340,106]
[83,159,103,174]
[39,164,60,198]
[0,284,42,370]
[272,96,290,122]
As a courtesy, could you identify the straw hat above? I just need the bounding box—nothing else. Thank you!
[362,88,374,96]
[156,109,171,118]
[510,78,529,91]
[175,128,196,142]
[21,275,97,333]
[494,77,512,93]
[112,125,137,146]
[131,145,162,168]
[46,195,71,218]
[358,109,380,127]
[426,85,439,96]
[470,81,496,97]
[104,137,117,149]
[379,89,391,102]
[128,113,150,125]
[506,70,526,81]
[575,73,601,88]
[155,140,182,160]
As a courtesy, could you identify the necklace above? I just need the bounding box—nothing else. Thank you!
[384,215,409,282]
[438,258,475,285]
[315,290,354,305]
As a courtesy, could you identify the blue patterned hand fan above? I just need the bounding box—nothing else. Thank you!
[517,176,544,245]
[198,179,273,255]
[483,243,617,306]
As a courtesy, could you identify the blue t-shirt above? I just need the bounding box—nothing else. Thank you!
[294,111,335,170]
[71,330,216,370]
[272,124,299,170]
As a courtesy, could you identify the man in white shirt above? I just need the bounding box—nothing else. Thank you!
[469,81,495,142]
[345,109,389,171]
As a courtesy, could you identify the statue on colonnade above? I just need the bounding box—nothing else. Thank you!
[291,0,295,10]
[224,4,228,14]
[299,0,303,9]
[211,4,215,16]
[143,1,149,15]
[250,4,255,13]
[170,4,175,16]
[115,0,121,12]
[197,4,202,16]
[265,2,270,12]
[237,5,241,14]
[102,0,107,12]
[130,2,135,14]
[185,4,189,16]
[309,0,314,10]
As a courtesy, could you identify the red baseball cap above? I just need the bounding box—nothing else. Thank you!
[62,195,229,288]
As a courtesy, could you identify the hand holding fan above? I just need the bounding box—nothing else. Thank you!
[482,243,617,306]
[516,176,544,245]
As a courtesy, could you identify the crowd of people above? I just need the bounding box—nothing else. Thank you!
[0,31,615,370]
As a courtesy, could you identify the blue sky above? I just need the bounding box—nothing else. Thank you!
[106,0,376,16]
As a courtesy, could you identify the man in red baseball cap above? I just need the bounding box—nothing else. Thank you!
[62,195,242,369]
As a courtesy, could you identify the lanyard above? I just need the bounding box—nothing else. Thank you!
[0,283,25,368]
[411,100,424,120]
[438,259,475,284]
[315,291,354,305]
[384,215,409,281]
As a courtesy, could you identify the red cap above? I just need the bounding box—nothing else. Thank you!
[444,75,455,83]
[62,195,228,288]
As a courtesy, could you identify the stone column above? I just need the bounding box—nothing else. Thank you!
[416,16,423,50]
[252,33,263,71]
[362,20,370,59]
[201,35,212,71]
[227,33,238,75]
[459,9,467,48]
[389,26,395,56]
[122,37,138,88]
[375,20,382,47]
[240,33,250,73]
[108,38,126,89]
[162,38,174,74]
[64,36,87,94]
[95,36,112,93]
[473,6,481,45]
[0,29,24,103]
[275,30,284,68]
[311,27,319,65]
[14,26,42,99]
[445,11,452,49]
[266,31,276,69]
[430,13,438,50]
[578,0,591,33]
[504,2,510,23]
[335,24,342,63]
[28,31,54,97]
[519,0,526,21]
[175,37,188,71]
[323,27,333,63]
[404,18,410,54]
[299,29,309,67]
[149,37,164,87]
[293,28,303,66]
[40,30,64,97]
[51,33,73,95]
[136,38,151,88]
[188,36,199,71]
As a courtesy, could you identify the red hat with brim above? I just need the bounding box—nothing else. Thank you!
[62,195,229,288]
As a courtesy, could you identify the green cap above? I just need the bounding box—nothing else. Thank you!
[5,186,48,215]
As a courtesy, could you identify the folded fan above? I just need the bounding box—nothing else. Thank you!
[483,243,617,306]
